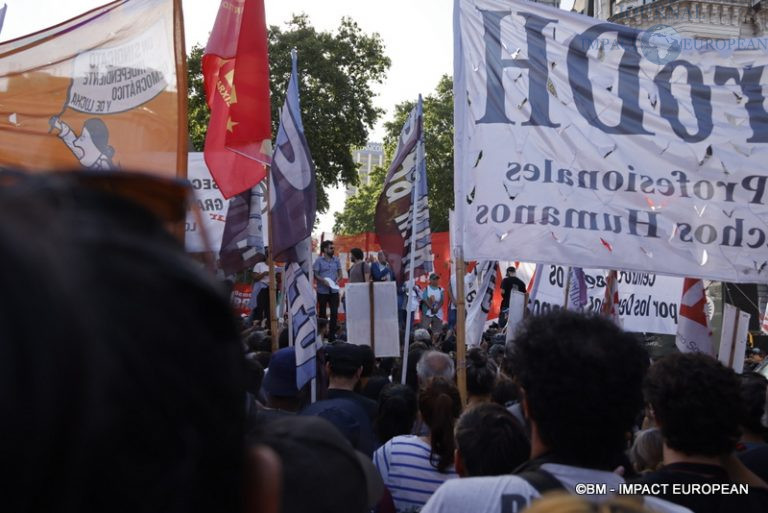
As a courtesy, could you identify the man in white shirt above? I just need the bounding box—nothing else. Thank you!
[421,312,691,513]
[248,252,270,327]
[421,273,444,337]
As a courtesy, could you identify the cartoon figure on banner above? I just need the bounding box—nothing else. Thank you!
[49,116,116,170]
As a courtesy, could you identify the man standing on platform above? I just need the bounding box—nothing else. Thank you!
[371,251,396,282]
[499,266,526,328]
[421,273,444,338]
[313,240,342,341]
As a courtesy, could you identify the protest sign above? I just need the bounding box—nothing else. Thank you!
[505,289,527,342]
[344,282,400,357]
[454,0,768,283]
[185,153,229,253]
[718,303,750,373]
[528,265,683,334]
[0,0,185,177]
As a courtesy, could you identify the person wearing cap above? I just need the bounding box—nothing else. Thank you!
[325,343,378,422]
[421,273,445,338]
[499,266,526,328]
[258,416,385,513]
[261,347,304,414]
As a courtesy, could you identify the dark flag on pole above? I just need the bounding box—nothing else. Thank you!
[269,49,317,266]
[374,98,432,284]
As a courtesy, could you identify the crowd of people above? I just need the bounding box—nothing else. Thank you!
[3,173,768,513]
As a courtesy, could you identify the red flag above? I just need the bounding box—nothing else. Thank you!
[676,278,714,355]
[203,0,271,199]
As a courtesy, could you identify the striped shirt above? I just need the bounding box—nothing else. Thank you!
[373,435,458,513]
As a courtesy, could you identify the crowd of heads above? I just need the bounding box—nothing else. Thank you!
[3,172,767,513]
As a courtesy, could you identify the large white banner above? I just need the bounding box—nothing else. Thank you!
[529,265,683,334]
[454,0,768,283]
[185,152,229,253]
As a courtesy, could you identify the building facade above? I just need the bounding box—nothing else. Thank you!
[345,142,385,198]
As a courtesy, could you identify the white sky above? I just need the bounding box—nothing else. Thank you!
[0,0,570,233]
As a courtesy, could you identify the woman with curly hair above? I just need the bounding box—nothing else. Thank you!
[373,378,461,512]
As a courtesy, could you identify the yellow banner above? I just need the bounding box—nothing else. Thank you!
[0,0,186,178]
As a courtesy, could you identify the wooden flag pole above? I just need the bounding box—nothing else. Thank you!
[456,248,467,405]
[266,173,279,351]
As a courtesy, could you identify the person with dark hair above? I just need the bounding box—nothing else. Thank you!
[247,252,270,327]
[634,353,768,511]
[738,373,768,483]
[261,347,306,414]
[422,312,685,513]
[313,239,342,341]
[325,343,378,422]
[257,416,384,513]
[374,384,418,445]
[348,247,370,283]
[454,403,530,477]
[0,172,250,513]
[374,378,461,512]
[466,347,497,408]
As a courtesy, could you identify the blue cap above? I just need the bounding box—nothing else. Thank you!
[263,347,299,397]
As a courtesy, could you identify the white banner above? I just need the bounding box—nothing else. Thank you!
[719,303,750,373]
[455,0,768,283]
[528,265,683,334]
[68,19,172,114]
[185,153,228,253]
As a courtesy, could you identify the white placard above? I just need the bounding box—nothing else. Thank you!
[718,304,751,373]
[344,282,400,357]
[455,0,768,283]
[185,153,228,253]
[505,289,527,343]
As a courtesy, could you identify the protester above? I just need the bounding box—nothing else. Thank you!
[372,251,396,282]
[374,378,461,512]
[257,415,384,513]
[738,373,768,483]
[465,347,498,408]
[261,347,305,414]
[314,240,342,341]
[629,428,664,475]
[348,247,370,283]
[416,349,455,386]
[0,172,247,513]
[374,383,418,445]
[454,403,530,477]
[635,352,768,511]
[325,343,378,422]
[413,328,432,345]
[421,273,445,336]
[499,266,526,328]
[421,312,685,513]
[248,251,270,327]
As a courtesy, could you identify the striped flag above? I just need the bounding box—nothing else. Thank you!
[268,50,318,389]
[285,259,318,389]
[676,278,713,355]
[601,270,621,326]
[466,261,498,347]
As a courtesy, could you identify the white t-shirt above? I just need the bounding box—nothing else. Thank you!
[420,463,692,513]
[423,286,444,320]
[252,262,269,285]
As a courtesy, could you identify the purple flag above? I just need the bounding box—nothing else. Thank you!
[269,49,316,264]
[567,267,588,310]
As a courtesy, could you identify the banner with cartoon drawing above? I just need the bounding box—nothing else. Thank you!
[0,0,186,178]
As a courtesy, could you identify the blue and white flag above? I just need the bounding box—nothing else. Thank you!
[286,261,318,389]
[0,5,6,37]
[567,267,588,310]
[269,48,316,266]
[466,261,498,347]
[269,50,318,389]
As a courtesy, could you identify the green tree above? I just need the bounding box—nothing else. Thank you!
[187,15,391,212]
[334,74,454,234]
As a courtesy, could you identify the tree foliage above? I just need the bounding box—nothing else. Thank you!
[187,15,390,212]
[334,75,454,234]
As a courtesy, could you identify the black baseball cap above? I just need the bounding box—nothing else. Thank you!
[325,343,363,376]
